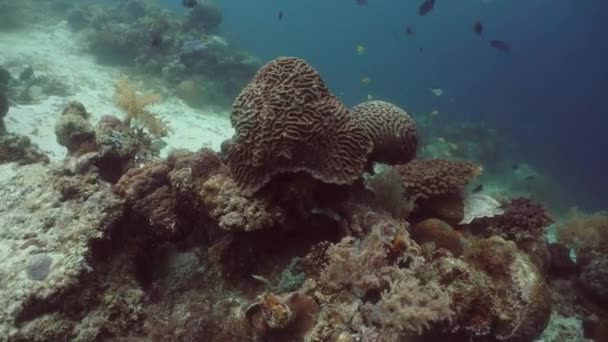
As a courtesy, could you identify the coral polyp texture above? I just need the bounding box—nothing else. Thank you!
[396,159,482,201]
[351,100,418,165]
[475,197,554,243]
[227,57,373,195]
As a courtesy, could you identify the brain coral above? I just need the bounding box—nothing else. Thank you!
[227,57,372,195]
[396,159,482,201]
[351,100,417,165]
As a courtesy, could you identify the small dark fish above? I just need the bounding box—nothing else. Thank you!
[473,20,483,36]
[182,0,197,9]
[278,11,283,21]
[419,47,423,53]
[405,25,414,36]
[418,0,435,16]
[490,40,510,52]
[356,0,368,6]
[512,163,520,170]
[472,184,484,193]
[525,175,536,181]
[150,31,162,48]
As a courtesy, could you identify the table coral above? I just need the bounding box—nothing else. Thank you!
[227,57,373,195]
[351,100,417,166]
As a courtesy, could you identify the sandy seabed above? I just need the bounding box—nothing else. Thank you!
[0,21,234,161]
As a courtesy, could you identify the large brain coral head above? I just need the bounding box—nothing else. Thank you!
[226,57,373,195]
[351,100,417,165]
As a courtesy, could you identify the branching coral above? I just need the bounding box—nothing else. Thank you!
[396,159,482,202]
[474,197,554,243]
[113,77,171,138]
[557,208,608,252]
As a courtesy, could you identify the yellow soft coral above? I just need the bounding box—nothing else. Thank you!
[113,77,171,138]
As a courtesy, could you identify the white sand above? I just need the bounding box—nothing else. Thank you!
[0,21,234,161]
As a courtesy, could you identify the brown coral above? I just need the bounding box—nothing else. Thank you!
[54,101,97,156]
[474,197,554,243]
[113,161,186,240]
[557,208,608,252]
[227,57,373,195]
[351,100,417,165]
[411,218,463,256]
[454,237,552,341]
[396,159,482,202]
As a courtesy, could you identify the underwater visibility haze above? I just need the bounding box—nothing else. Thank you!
[0,0,607,341]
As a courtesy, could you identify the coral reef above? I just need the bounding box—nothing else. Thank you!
[227,57,373,195]
[0,52,594,342]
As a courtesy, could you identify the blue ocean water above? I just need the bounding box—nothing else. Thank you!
[165,0,608,210]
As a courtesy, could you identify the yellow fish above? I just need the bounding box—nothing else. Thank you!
[437,137,446,143]
[360,76,371,84]
[367,93,374,100]
[356,45,366,55]
[429,109,440,116]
